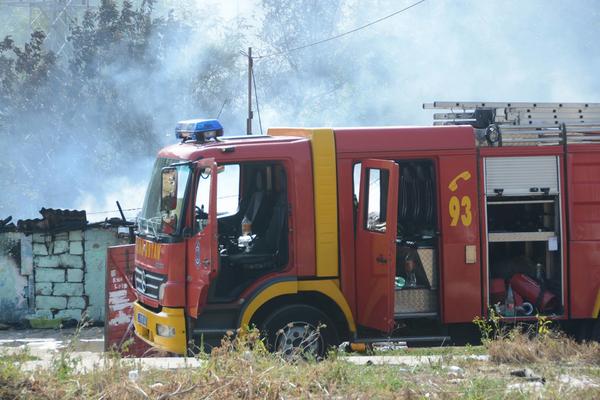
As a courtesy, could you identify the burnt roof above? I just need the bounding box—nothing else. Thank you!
[16,208,87,235]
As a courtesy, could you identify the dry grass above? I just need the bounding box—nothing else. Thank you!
[0,328,414,399]
[1,326,599,399]
[486,329,600,364]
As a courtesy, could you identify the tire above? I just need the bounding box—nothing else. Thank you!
[573,319,594,342]
[261,304,340,359]
[592,318,600,342]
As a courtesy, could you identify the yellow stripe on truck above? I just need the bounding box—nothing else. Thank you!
[268,128,339,277]
[239,279,356,333]
[593,289,600,318]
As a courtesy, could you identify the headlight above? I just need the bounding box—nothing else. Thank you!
[158,283,166,301]
[156,323,176,337]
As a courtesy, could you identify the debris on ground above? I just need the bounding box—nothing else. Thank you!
[510,367,546,383]
[559,374,600,389]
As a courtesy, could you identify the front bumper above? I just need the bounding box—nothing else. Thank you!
[132,302,187,355]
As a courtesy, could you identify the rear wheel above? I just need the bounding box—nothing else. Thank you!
[261,304,339,359]
[591,318,600,342]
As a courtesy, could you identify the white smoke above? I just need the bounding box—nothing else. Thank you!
[1,0,599,221]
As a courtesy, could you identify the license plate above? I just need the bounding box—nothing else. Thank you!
[137,312,148,327]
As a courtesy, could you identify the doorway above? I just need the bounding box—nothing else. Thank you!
[354,159,440,319]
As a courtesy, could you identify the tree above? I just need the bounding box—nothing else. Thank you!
[256,0,354,126]
[0,0,248,219]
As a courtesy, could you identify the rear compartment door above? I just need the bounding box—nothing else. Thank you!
[186,159,218,318]
[567,146,600,318]
[355,159,399,332]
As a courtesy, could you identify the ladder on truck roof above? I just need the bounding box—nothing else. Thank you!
[423,101,600,146]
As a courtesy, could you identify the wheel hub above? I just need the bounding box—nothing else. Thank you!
[274,321,323,357]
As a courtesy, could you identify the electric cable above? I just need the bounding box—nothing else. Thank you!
[86,208,141,215]
[254,0,427,60]
[252,67,264,135]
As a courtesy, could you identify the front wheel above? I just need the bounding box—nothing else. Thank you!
[261,304,339,359]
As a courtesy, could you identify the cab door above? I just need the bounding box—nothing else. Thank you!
[186,159,218,318]
[355,159,399,332]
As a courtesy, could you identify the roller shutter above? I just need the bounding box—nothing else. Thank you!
[484,156,559,196]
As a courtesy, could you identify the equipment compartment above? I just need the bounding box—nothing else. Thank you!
[484,162,564,317]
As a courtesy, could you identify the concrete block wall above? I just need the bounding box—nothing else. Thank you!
[0,227,126,325]
[31,230,87,322]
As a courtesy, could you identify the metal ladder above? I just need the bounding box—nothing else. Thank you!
[423,101,600,146]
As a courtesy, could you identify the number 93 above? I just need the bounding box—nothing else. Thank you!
[449,195,472,227]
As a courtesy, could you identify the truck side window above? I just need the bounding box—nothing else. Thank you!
[364,168,389,233]
[353,163,361,199]
[195,164,241,233]
[216,164,240,216]
[195,168,212,232]
[353,163,361,228]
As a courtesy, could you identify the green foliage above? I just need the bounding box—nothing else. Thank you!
[536,313,552,337]
[69,0,155,79]
[0,0,249,219]
[473,308,502,342]
[0,30,57,116]
[258,0,348,108]
[51,348,80,381]
[50,317,92,380]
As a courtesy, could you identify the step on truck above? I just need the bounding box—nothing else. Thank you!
[130,102,600,356]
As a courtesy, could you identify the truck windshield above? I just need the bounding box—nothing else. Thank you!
[138,158,191,239]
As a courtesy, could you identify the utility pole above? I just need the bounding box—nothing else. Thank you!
[246,47,253,135]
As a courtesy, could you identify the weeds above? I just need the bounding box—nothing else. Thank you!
[473,307,502,342]
[486,328,600,364]
[1,323,599,399]
[536,314,552,337]
[473,311,600,365]
[49,316,93,380]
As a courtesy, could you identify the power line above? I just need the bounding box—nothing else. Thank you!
[252,68,264,135]
[254,0,427,60]
[87,208,141,215]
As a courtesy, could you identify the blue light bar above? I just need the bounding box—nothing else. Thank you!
[175,119,224,142]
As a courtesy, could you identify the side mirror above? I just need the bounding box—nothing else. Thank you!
[161,167,178,212]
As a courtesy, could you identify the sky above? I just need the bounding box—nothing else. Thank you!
[166,0,600,129]
[0,0,599,221]
[255,0,600,127]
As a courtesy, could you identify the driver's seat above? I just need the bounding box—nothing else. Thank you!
[244,172,265,220]
[228,178,288,270]
[228,196,287,269]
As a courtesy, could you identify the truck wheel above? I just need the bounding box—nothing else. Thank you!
[592,318,600,342]
[261,304,339,359]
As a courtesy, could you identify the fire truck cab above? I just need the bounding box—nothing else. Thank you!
[132,103,600,356]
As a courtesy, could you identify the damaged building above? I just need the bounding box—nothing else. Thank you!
[0,208,130,326]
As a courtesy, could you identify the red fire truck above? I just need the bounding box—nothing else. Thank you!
[131,102,600,356]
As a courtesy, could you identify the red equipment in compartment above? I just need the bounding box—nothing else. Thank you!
[510,273,557,312]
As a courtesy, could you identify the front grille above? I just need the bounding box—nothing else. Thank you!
[134,266,166,300]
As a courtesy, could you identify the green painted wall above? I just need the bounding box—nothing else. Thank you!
[84,229,127,322]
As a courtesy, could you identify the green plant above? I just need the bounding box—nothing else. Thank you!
[50,315,92,379]
[473,307,502,342]
[51,348,80,380]
[536,314,552,337]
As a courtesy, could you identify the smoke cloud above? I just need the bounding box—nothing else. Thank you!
[0,0,598,221]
